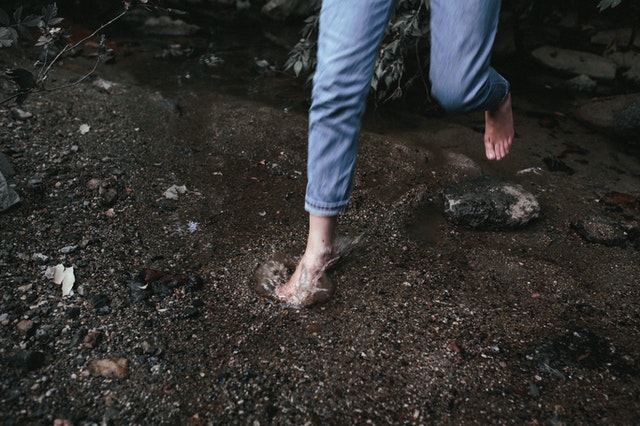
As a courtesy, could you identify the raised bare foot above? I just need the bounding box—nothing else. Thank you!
[484,92,514,161]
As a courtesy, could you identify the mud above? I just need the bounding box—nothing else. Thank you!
[1,6,640,425]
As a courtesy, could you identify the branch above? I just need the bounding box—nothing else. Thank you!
[39,9,128,81]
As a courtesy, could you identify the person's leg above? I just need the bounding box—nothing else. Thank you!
[276,0,396,307]
[429,0,514,160]
[305,0,397,216]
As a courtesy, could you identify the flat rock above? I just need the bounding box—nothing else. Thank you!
[608,51,640,83]
[590,28,633,47]
[573,93,640,136]
[571,215,628,246]
[0,171,20,212]
[531,46,617,80]
[442,177,540,230]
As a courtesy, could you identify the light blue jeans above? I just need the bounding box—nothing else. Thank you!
[305,0,510,216]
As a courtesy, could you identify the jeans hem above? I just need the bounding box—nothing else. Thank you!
[305,198,348,217]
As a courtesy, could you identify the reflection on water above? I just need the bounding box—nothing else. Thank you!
[406,198,447,247]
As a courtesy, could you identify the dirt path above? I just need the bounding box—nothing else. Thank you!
[1,26,640,424]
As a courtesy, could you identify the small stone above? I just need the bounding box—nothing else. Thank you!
[83,330,103,349]
[31,253,50,262]
[60,246,77,254]
[164,184,187,200]
[87,358,130,378]
[17,319,34,334]
[10,108,33,120]
[87,178,102,190]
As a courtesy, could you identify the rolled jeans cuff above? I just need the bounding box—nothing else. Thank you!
[305,197,348,217]
[482,68,510,111]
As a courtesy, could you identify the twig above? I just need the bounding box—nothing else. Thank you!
[39,9,128,81]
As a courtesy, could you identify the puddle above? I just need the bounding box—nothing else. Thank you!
[406,197,448,247]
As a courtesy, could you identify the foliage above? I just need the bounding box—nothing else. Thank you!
[284,0,430,104]
[371,0,429,103]
[0,1,162,106]
[597,0,623,11]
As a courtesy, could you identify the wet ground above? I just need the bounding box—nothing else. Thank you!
[1,5,640,425]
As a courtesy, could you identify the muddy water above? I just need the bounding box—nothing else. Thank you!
[97,11,307,112]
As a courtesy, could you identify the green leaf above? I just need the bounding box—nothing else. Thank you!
[13,5,23,24]
[42,3,58,24]
[47,16,63,26]
[0,9,9,26]
[21,14,43,27]
[0,27,17,47]
[293,60,302,76]
[597,0,622,10]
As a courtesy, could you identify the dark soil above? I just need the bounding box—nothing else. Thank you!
[1,5,640,425]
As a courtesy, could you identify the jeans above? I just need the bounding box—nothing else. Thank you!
[305,0,509,216]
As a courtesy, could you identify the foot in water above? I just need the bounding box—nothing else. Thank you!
[253,235,361,309]
[484,92,514,161]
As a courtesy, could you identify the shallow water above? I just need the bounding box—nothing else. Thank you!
[253,234,363,308]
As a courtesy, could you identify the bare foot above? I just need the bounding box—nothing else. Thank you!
[274,250,337,308]
[253,234,363,308]
[484,92,514,161]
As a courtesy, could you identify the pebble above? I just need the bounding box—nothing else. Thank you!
[10,108,33,120]
[31,253,50,262]
[60,245,77,254]
[17,319,35,334]
[87,178,102,190]
[87,358,130,378]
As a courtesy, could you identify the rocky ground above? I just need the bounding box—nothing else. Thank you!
[1,2,640,425]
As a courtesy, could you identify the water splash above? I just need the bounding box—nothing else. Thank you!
[253,234,363,308]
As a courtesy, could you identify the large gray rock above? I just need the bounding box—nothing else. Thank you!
[573,93,640,136]
[442,178,540,230]
[531,46,617,80]
[0,171,20,212]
